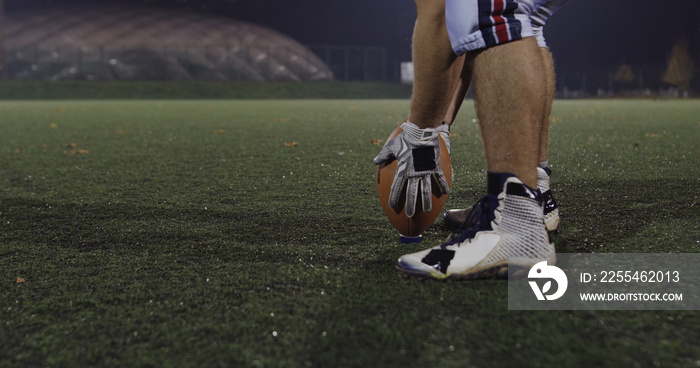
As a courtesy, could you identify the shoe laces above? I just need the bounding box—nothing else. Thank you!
[442,194,499,248]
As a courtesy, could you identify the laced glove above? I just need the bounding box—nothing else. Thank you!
[374,121,450,217]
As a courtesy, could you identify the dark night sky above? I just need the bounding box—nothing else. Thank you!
[6,0,700,74]
[232,0,700,72]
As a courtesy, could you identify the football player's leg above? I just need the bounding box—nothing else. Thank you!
[443,0,567,231]
[399,39,555,279]
[473,37,545,189]
[398,0,555,280]
[443,55,474,127]
[442,46,559,231]
[409,0,463,129]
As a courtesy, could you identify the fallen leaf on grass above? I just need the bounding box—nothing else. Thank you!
[116,130,129,135]
[369,139,384,146]
[16,277,25,283]
[284,142,299,147]
[64,143,78,148]
[69,149,90,155]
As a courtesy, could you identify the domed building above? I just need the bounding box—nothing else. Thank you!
[5,5,334,81]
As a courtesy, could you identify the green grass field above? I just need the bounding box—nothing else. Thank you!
[1,98,699,367]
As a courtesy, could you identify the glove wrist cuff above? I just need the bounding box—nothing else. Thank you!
[400,121,438,143]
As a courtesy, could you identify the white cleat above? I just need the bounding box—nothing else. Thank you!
[398,174,556,280]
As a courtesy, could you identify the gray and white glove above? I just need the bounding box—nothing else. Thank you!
[374,121,450,217]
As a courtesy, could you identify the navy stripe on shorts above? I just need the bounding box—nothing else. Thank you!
[478,0,522,47]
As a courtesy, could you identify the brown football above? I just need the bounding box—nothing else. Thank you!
[376,125,452,237]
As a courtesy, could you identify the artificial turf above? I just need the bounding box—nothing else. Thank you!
[1,98,699,367]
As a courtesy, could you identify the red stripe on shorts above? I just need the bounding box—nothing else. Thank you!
[491,0,510,43]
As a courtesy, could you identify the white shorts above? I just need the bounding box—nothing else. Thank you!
[446,0,569,55]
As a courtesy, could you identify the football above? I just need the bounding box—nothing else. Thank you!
[376,125,452,237]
